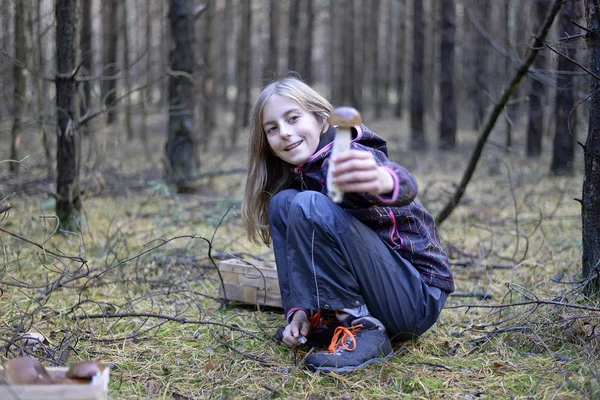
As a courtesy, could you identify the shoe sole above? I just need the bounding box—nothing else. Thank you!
[306,352,394,374]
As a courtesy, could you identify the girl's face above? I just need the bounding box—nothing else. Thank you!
[262,94,324,166]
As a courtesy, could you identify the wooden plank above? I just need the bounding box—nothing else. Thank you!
[0,366,109,400]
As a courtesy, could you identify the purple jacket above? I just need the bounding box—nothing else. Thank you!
[290,124,454,293]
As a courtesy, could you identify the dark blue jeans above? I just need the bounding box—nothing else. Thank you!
[268,189,448,342]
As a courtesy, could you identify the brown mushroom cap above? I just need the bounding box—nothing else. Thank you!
[66,361,105,379]
[3,357,54,385]
[328,107,362,128]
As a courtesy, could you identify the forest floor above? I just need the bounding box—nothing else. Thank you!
[0,110,598,399]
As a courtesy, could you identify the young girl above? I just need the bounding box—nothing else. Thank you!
[241,77,454,374]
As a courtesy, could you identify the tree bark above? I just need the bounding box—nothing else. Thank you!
[411,0,427,150]
[439,0,457,150]
[526,0,547,157]
[123,0,133,140]
[263,0,280,83]
[202,0,216,151]
[56,0,83,231]
[583,0,600,294]
[230,0,252,147]
[166,0,198,192]
[102,0,119,125]
[394,0,406,118]
[301,0,314,84]
[287,0,300,74]
[551,1,579,175]
[10,0,26,175]
[219,0,233,106]
[80,0,92,134]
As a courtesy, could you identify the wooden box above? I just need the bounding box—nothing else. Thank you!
[217,259,283,308]
[0,366,110,400]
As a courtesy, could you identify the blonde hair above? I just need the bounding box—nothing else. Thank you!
[241,77,334,246]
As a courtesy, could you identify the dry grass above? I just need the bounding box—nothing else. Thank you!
[0,113,598,399]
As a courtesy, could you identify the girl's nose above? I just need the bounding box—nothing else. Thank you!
[280,127,292,138]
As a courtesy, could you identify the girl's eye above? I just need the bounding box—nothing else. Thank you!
[266,126,277,134]
[289,115,299,123]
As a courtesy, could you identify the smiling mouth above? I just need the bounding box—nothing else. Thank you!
[285,141,302,151]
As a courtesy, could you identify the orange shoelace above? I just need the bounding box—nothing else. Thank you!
[310,311,324,328]
[327,324,363,354]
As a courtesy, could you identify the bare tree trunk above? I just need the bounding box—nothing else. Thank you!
[80,0,92,136]
[473,0,489,130]
[166,0,198,192]
[230,0,252,147]
[551,1,579,175]
[263,0,280,82]
[583,0,600,295]
[439,0,456,150]
[31,0,53,176]
[373,0,383,119]
[384,0,394,115]
[329,1,341,104]
[1,1,13,126]
[56,0,83,231]
[220,0,233,106]
[10,0,26,175]
[123,0,133,140]
[140,0,152,156]
[353,0,363,110]
[341,0,354,106]
[201,0,216,151]
[394,0,406,118]
[102,0,119,125]
[301,0,314,84]
[526,0,546,157]
[411,0,426,150]
[288,0,300,74]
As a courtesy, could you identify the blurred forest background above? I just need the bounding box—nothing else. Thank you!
[1,0,600,398]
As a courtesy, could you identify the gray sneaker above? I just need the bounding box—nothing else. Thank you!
[304,316,393,373]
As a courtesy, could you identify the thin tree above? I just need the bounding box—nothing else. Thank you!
[219,0,233,106]
[31,0,53,176]
[101,0,119,125]
[341,0,355,106]
[411,0,427,150]
[9,0,25,175]
[56,0,83,230]
[439,0,457,150]
[300,0,315,84]
[166,0,198,193]
[472,0,489,130]
[288,0,300,73]
[550,1,579,175]
[394,0,406,118]
[583,0,600,294]
[372,0,382,119]
[230,0,252,147]
[123,0,133,140]
[202,0,216,151]
[526,0,547,157]
[262,0,280,83]
[80,0,92,135]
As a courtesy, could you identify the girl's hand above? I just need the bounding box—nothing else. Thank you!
[282,310,312,348]
[331,150,394,195]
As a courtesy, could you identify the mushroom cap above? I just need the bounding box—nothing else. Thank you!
[66,361,105,379]
[3,357,54,385]
[328,107,362,128]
